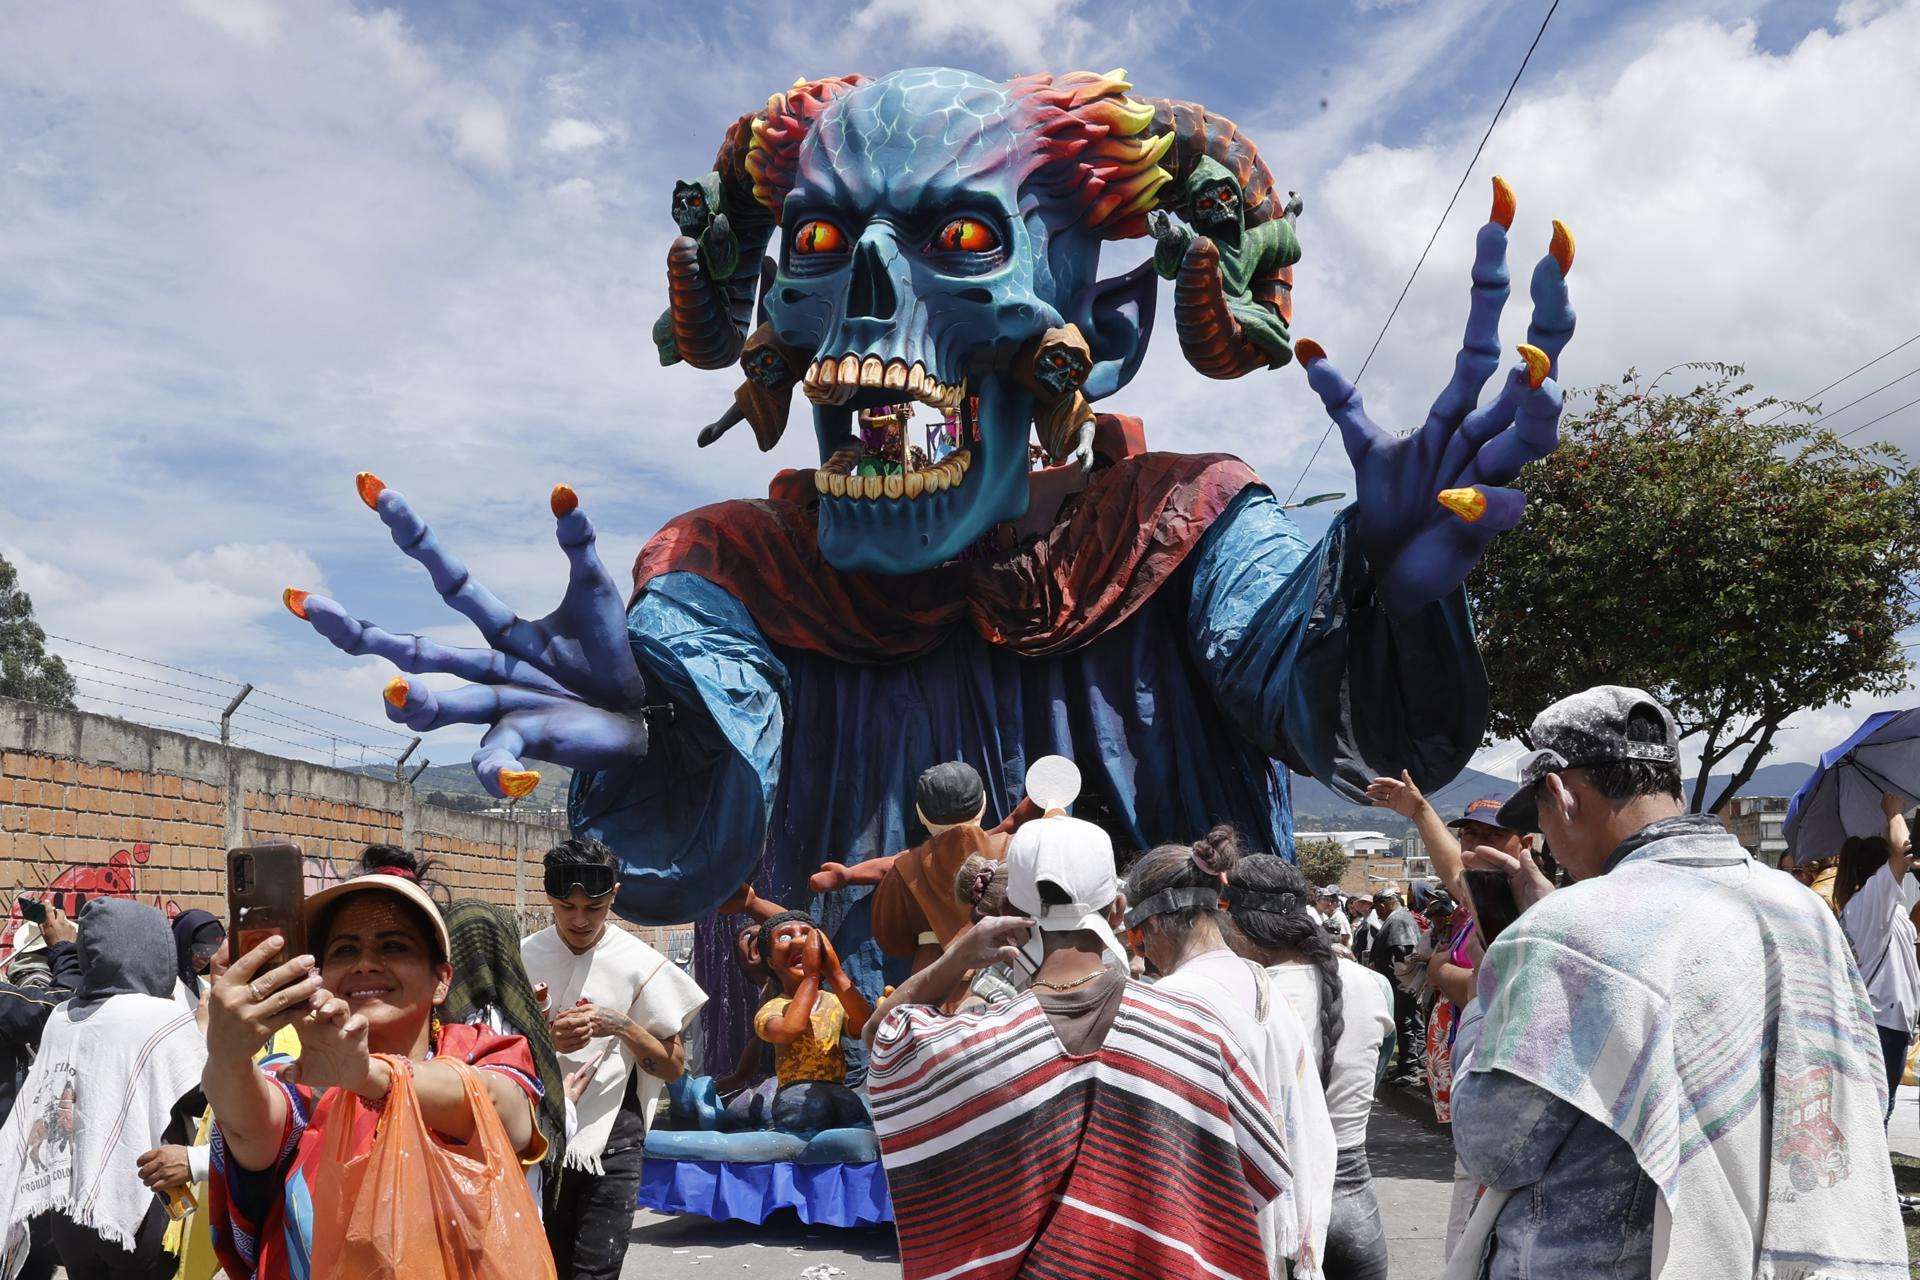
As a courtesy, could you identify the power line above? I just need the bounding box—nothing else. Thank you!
[1759,330,1920,424]
[1838,393,1920,442]
[1284,0,1562,504]
[1810,365,1920,428]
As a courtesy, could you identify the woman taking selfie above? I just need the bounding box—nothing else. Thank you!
[202,846,551,1279]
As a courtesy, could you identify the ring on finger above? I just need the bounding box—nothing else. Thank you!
[249,979,266,1003]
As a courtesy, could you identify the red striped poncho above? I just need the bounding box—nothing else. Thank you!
[868,978,1289,1280]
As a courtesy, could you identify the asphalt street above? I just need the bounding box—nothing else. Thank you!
[621,1093,1458,1277]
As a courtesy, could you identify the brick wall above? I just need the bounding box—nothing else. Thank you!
[0,697,683,957]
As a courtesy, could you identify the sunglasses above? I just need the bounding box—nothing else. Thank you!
[544,864,617,901]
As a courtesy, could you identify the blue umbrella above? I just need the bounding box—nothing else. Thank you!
[1783,708,1920,864]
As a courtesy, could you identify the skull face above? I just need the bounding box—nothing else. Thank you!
[1033,340,1092,398]
[1192,178,1241,241]
[743,345,791,389]
[765,69,1106,574]
[671,180,712,234]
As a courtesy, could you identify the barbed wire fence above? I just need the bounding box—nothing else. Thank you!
[45,632,425,774]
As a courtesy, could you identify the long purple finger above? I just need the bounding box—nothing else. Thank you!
[296,594,568,694]
[550,486,647,708]
[380,677,564,733]
[1437,365,1528,484]
[473,719,532,799]
[1468,377,1563,486]
[1299,342,1389,466]
[1423,219,1512,435]
[1526,241,1576,377]
[369,485,548,659]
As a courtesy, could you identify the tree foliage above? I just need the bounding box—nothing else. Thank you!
[1471,364,1920,814]
[1294,837,1350,888]
[0,554,76,709]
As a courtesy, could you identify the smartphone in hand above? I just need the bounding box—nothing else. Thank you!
[228,844,307,961]
[17,897,48,925]
[1463,868,1522,949]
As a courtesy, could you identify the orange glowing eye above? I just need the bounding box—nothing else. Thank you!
[933,218,999,253]
[792,220,846,254]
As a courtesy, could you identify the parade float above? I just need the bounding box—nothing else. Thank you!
[286,64,1574,1223]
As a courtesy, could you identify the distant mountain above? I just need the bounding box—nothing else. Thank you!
[1287,759,1818,835]
[354,761,574,811]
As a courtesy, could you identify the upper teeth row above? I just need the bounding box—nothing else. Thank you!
[816,450,972,501]
[802,354,966,410]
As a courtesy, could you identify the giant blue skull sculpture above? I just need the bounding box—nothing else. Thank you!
[291,62,1576,1085]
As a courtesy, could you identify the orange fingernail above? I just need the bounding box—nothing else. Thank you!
[1518,344,1551,389]
[383,676,409,709]
[1437,488,1488,523]
[355,472,385,510]
[282,588,310,620]
[1490,176,1516,230]
[498,769,540,799]
[551,483,579,518]
[1295,338,1326,366]
[1549,220,1574,275]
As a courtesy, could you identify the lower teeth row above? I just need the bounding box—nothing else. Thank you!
[815,450,972,501]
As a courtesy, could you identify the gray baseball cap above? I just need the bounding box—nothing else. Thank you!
[1497,685,1680,831]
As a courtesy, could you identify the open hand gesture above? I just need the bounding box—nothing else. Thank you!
[285,480,650,798]
[1297,179,1575,613]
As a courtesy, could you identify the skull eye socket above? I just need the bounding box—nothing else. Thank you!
[931,217,1000,254]
[792,220,848,255]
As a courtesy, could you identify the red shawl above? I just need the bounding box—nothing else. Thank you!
[631,438,1259,664]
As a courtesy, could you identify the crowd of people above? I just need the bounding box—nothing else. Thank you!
[0,683,1909,1278]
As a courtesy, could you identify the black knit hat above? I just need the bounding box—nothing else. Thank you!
[916,761,985,826]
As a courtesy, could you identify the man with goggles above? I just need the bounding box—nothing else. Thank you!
[521,837,706,1279]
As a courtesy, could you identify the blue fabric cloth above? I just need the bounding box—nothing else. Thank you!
[572,487,1487,1074]
[637,1157,894,1227]
[1452,1067,1657,1278]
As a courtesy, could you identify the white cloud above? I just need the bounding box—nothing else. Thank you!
[3,0,1916,785]
[180,0,282,46]
[540,116,611,154]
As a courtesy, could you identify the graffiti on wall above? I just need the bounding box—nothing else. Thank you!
[1,842,184,965]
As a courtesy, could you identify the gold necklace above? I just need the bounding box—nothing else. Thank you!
[1032,969,1102,992]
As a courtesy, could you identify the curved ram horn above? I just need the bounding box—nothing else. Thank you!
[664,77,867,371]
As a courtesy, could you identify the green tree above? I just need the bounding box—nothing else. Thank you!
[1295,836,1350,889]
[0,553,76,708]
[1471,364,1920,814]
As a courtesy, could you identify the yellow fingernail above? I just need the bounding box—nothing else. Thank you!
[1549,220,1574,275]
[1437,488,1488,523]
[498,769,540,799]
[355,472,385,510]
[383,677,409,709]
[1517,343,1551,389]
[1294,337,1326,366]
[282,588,310,620]
[1490,176,1515,230]
[550,483,579,518]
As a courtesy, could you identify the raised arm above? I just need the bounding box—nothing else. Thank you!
[202,938,321,1172]
[1883,792,1912,882]
[1368,771,1465,902]
[1187,184,1573,800]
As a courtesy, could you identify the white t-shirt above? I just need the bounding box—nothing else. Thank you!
[1269,957,1395,1152]
[521,924,707,1172]
[1841,862,1920,1033]
[1316,908,1353,943]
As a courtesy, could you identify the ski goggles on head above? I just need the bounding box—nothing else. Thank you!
[544,863,617,901]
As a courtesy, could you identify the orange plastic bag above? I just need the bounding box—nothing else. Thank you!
[311,1053,555,1280]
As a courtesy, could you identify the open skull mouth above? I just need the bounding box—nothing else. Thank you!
[801,353,968,412]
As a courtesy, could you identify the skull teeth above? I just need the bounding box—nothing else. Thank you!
[811,447,972,503]
[804,353,966,411]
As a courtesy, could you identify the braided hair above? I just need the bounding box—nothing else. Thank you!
[1123,825,1241,950]
[1226,854,1344,1083]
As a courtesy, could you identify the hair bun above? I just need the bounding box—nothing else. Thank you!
[1189,825,1243,877]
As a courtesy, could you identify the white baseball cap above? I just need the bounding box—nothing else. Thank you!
[1004,814,1129,967]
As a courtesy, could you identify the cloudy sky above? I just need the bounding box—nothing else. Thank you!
[3,0,1917,788]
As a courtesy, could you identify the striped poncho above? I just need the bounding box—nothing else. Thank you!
[868,975,1288,1280]
[1456,819,1906,1278]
